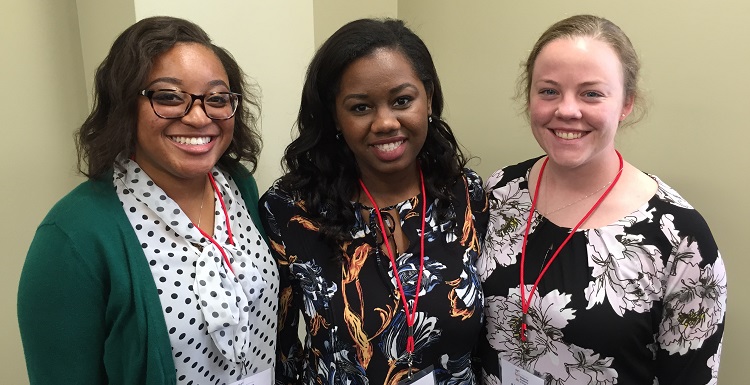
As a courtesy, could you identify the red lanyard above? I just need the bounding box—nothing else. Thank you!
[195,173,236,273]
[358,168,426,368]
[519,151,623,342]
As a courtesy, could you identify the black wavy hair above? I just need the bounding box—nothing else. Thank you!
[278,18,467,254]
[76,16,261,179]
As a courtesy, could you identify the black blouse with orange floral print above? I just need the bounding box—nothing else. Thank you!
[259,169,488,385]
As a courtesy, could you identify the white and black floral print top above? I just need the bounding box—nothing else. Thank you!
[478,158,727,385]
[114,155,278,385]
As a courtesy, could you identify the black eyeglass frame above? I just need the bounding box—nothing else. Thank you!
[139,89,242,120]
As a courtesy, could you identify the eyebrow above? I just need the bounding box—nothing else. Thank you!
[537,79,607,88]
[341,82,419,103]
[144,77,230,89]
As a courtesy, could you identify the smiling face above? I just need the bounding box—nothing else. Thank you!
[135,42,234,189]
[529,37,634,170]
[334,48,432,185]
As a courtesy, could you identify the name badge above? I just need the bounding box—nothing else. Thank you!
[397,365,436,385]
[228,367,273,385]
[500,358,543,385]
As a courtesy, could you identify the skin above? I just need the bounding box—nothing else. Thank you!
[529,36,633,172]
[527,36,656,228]
[334,47,433,207]
[135,43,234,226]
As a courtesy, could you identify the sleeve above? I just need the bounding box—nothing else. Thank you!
[258,189,305,385]
[655,211,727,385]
[18,223,108,385]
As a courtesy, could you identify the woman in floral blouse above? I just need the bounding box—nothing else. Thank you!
[260,18,488,385]
[478,14,727,385]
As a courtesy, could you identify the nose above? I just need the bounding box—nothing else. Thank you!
[371,107,400,132]
[554,94,582,119]
[181,100,213,127]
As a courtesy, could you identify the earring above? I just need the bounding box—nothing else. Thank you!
[335,132,343,140]
[428,116,433,123]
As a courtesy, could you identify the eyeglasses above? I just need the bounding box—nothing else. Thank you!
[140,89,241,120]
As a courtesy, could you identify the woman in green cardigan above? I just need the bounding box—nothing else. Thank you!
[17,16,278,385]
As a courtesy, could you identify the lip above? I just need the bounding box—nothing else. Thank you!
[550,128,588,141]
[369,137,407,162]
[168,135,217,154]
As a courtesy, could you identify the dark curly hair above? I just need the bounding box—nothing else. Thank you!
[279,18,467,251]
[76,16,261,179]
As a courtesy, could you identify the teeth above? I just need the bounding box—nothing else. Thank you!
[171,136,211,145]
[555,131,583,140]
[374,140,403,152]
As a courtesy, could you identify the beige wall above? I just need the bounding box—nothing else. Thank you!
[2,1,89,384]
[4,1,746,384]
[313,0,397,46]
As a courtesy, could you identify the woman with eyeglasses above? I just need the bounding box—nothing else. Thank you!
[18,16,277,385]
[259,18,488,384]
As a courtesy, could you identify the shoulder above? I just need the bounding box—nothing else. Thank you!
[648,175,720,256]
[258,181,306,236]
[224,164,259,200]
[462,168,484,191]
[260,180,298,208]
[42,175,124,228]
[27,174,137,276]
[486,157,540,192]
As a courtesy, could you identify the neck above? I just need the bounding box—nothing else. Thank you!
[358,166,421,208]
[542,150,621,192]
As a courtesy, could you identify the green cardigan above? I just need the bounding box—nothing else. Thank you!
[18,166,264,385]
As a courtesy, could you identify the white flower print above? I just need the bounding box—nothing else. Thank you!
[707,340,722,385]
[486,288,618,384]
[658,215,727,355]
[480,174,531,280]
[653,176,692,209]
[584,217,664,316]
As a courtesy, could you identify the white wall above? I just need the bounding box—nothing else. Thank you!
[2,1,89,384]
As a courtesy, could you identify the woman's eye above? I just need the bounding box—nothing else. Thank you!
[539,89,557,96]
[394,96,412,107]
[152,91,185,105]
[206,94,229,106]
[351,104,369,113]
[583,91,604,98]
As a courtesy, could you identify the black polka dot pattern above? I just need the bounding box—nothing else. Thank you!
[114,156,278,384]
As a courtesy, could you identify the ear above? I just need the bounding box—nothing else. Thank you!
[426,87,434,117]
[619,94,635,121]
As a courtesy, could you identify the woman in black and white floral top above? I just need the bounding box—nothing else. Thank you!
[478,15,726,385]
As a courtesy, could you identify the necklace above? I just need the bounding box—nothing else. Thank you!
[196,178,208,228]
[541,163,624,216]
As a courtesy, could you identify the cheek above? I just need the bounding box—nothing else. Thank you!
[528,102,551,127]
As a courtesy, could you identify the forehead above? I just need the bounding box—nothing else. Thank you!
[148,42,228,84]
[338,48,421,92]
[533,37,623,81]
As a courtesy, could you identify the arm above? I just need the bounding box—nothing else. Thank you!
[656,212,727,385]
[258,190,305,384]
[18,223,108,385]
